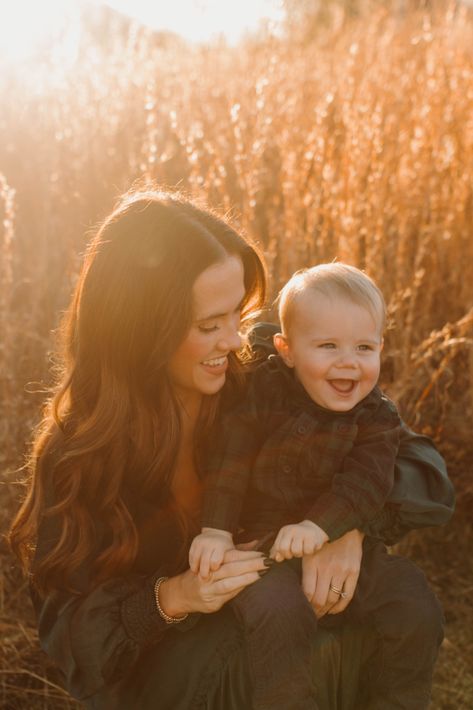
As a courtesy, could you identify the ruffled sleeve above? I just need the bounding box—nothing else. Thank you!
[31,457,200,703]
[32,569,199,702]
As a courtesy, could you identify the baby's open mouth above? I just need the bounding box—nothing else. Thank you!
[328,379,356,394]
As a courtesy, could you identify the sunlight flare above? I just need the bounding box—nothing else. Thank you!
[104,0,283,43]
[0,0,80,63]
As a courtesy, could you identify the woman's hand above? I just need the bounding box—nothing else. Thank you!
[159,548,267,616]
[302,529,364,619]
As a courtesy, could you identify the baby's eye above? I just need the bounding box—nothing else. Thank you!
[199,324,219,334]
[358,344,373,351]
[318,342,336,349]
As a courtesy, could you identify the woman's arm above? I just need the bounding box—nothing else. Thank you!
[33,517,266,702]
[301,427,454,618]
[362,423,454,544]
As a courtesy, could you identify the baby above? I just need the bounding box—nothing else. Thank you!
[189,263,439,709]
[191,262,399,574]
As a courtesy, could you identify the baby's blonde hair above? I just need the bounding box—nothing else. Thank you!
[278,262,386,336]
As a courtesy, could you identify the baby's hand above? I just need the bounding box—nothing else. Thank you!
[189,528,235,579]
[270,520,329,562]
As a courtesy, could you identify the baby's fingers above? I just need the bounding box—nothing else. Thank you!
[269,529,283,560]
[290,533,304,558]
[302,536,318,555]
[199,550,213,580]
[270,527,293,560]
[209,547,225,572]
[189,541,202,574]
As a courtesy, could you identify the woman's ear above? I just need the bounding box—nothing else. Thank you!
[273,333,295,367]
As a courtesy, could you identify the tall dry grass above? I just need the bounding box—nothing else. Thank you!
[1,1,472,707]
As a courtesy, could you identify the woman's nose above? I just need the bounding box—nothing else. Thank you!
[218,325,242,352]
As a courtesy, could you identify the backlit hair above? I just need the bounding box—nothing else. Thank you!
[278,262,386,336]
[10,188,266,594]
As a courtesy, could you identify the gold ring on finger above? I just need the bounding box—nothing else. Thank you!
[329,583,347,598]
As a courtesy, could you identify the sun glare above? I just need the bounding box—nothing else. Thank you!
[104,0,283,44]
[0,0,80,63]
[0,0,282,67]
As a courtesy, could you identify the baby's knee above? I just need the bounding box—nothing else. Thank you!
[235,570,316,636]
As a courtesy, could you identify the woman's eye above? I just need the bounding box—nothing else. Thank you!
[199,324,219,334]
[319,342,335,349]
[358,344,373,351]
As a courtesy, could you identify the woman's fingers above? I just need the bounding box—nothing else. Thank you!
[182,565,261,614]
[327,573,357,614]
[302,555,318,602]
[234,539,260,551]
[198,550,267,604]
[303,567,350,618]
[213,554,266,581]
[310,576,332,617]
[209,570,261,597]
[223,548,265,564]
[195,563,264,611]
[301,529,364,617]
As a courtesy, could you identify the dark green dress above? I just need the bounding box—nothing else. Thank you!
[32,428,452,709]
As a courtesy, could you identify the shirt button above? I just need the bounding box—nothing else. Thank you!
[297,425,307,435]
[282,464,292,474]
[337,423,351,433]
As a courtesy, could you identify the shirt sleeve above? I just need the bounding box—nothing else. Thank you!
[361,422,454,544]
[201,363,280,533]
[305,395,401,541]
[200,403,262,533]
[32,507,199,702]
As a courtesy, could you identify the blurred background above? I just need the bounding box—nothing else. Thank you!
[1,0,472,707]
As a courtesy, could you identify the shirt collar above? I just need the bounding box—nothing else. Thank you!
[267,354,380,417]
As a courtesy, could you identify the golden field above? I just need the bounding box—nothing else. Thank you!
[1,1,472,707]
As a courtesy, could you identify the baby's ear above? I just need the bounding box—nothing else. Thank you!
[273,333,295,367]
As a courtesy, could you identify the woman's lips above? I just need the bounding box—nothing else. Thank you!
[201,355,228,376]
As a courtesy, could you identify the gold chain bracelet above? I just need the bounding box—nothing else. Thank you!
[154,576,189,624]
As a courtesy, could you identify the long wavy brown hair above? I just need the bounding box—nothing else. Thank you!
[9,189,266,595]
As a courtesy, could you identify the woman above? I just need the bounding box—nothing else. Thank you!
[10,189,453,709]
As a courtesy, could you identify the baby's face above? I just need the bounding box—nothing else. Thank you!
[278,291,383,412]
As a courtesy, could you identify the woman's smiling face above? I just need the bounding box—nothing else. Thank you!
[166,255,245,408]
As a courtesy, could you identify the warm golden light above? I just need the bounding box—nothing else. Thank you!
[0,0,80,63]
[0,0,282,66]
[104,0,283,44]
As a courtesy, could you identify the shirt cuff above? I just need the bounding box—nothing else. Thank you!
[307,494,362,541]
[120,574,200,646]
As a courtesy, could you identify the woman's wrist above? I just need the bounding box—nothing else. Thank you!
[155,574,190,621]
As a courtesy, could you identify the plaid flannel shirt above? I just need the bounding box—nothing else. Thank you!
[201,355,401,542]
